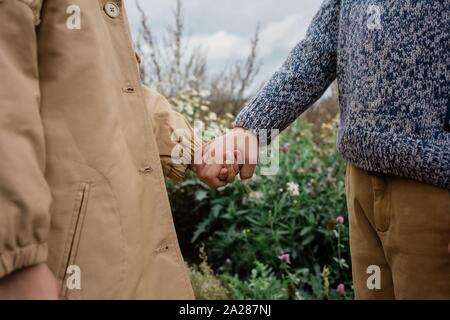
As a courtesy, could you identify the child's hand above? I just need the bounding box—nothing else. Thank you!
[203,128,258,181]
[192,147,240,189]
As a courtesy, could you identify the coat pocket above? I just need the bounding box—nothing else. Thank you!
[59,182,91,297]
[58,179,126,299]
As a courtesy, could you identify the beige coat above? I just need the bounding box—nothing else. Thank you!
[0,0,197,299]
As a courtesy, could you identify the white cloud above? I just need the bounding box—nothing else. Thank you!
[185,13,311,80]
[190,32,250,62]
[259,14,309,56]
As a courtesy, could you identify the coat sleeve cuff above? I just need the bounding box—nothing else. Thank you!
[166,134,203,182]
[0,243,48,279]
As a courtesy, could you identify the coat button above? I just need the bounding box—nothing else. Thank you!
[122,84,136,93]
[104,2,120,18]
[139,164,153,175]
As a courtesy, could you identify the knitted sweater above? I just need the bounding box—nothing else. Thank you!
[235,0,450,189]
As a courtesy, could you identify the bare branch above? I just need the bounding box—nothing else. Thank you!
[136,1,162,83]
[135,0,260,112]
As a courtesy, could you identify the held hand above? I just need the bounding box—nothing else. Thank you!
[205,128,259,180]
[192,146,240,189]
[0,264,59,300]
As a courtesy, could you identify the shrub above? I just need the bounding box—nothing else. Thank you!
[221,262,295,300]
[189,247,233,300]
[169,117,353,300]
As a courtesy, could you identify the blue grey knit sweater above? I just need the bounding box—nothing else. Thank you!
[235,0,450,189]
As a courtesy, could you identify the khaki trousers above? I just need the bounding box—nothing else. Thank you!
[346,164,450,300]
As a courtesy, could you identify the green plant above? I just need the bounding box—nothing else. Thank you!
[190,247,233,300]
[170,117,353,300]
[221,262,299,300]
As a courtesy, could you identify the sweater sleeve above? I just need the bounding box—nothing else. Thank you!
[235,0,341,143]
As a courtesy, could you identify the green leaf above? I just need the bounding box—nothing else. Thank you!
[301,234,315,246]
[300,226,314,236]
[194,190,208,202]
[192,219,210,242]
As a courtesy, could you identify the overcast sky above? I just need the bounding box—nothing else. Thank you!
[125,0,322,83]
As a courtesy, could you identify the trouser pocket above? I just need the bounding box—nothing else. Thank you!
[371,175,391,233]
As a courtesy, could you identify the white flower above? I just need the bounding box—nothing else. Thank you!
[248,191,263,201]
[286,182,300,196]
[208,112,217,121]
[199,90,211,98]
[185,104,194,116]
